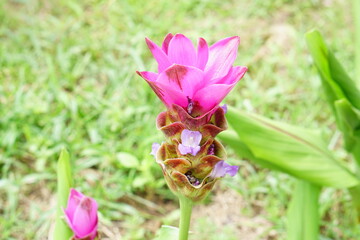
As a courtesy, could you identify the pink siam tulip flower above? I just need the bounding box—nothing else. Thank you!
[64,189,98,240]
[137,33,247,117]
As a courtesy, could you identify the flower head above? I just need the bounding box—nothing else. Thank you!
[178,129,202,156]
[137,34,247,116]
[209,160,239,179]
[64,189,98,240]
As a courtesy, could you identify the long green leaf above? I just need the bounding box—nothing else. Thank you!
[219,130,292,172]
[287,180,320,240]
[53,149,73,240]
[224,107,359,188]
[305,29,360,110]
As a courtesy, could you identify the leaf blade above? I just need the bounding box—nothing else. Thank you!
[225,107,359,188]
[53,149,73,240]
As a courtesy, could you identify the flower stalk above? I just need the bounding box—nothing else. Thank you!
[178,196,193,240]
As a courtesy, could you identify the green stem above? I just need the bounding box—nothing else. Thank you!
[178,196,193,240]
[349,185,360,222]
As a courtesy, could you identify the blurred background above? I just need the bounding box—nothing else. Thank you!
[0,0,357,239]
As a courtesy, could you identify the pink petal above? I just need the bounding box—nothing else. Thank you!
[196,38,209,70]
[192,82,238,114]
[136,71,158,82]
[138,70,188,108]
[154,81,189,108]
[167,34,197,66]
[210,66,247,85]
[72,198,94,237]
[157,64,205,97]
[64,188,84,222]
[145,37,171,72]
[162,33,174,54]
[89,198,98,228]
[205,36,240,79]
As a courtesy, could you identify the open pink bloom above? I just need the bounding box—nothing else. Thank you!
[64,189,98,240]
[137,33,247,116]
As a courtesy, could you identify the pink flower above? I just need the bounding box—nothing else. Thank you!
[64,189,98,240]
[137,33,247,116]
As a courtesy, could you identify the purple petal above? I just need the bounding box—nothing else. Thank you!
[205,36,240,80]
[178,130,202,156]
[178,144,192,155]
[221,104,228,114]
[196,38,209,70]
[209,160,239,178]
[190,146,201,156]
[181,129,202,147]
[145,37,172,72]
[162,33,174,54]
[168,34,197,66]
[151,143,160,157]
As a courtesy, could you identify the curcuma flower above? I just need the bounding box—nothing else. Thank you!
[64,189,98,240]
[139,34,244,202]
[137,33,247,116]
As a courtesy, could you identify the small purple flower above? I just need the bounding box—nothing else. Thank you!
[178,129,202,156]
[151,142,161,157]
[221,104,228,113]
[209,160,239,179]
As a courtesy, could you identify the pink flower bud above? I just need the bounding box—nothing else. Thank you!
[64,189,98,240]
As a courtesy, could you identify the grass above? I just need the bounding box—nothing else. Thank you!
[0,0,358,239]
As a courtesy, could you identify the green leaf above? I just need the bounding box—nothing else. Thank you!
[154,225,179,240]
[224,107,359,188]
[334,99,360,163]
[53,149,73,240]
[219,131,290,172]
[287,180,320,240]
[116,152,139,168]
[306,29,360,166]
[305,29,360,110]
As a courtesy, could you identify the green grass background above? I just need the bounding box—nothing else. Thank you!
[0,0,358,239]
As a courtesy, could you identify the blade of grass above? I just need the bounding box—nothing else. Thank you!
[53,149,73,240]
